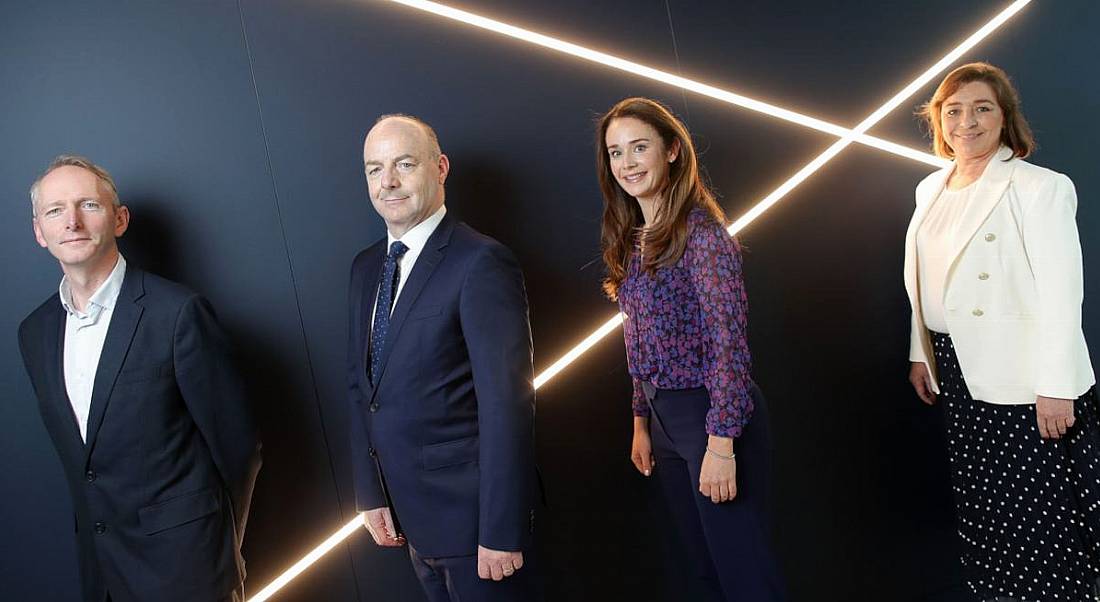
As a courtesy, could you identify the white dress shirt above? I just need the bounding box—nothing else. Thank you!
[61,254,127,441]
[916,182,977,334]
[372,205,447,321]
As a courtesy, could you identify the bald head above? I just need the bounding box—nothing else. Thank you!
[363,115,450,238]
[369,114,441,159]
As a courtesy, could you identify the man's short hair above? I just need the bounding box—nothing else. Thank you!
[373,113,442,159]
[29,155,121,216]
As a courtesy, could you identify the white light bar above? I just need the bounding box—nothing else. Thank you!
[248,515,363,602]
[727,0,1030,235]
[532,313,625,389]
[245,1,1030,600]
[385,0,948,168]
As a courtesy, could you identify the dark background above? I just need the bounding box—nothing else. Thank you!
[1,1,1096,600]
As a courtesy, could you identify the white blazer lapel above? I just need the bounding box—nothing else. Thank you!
[942,146,1017,285]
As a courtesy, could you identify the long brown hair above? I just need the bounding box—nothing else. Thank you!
[918,62,1035,159]
[596,97,725,300]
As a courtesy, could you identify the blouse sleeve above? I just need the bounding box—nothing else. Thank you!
[620,307,651,418]
[631,377,650,418]
[686,217,755,438]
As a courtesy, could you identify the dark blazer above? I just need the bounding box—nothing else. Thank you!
[347,212,536,558]
[18,267,261,602]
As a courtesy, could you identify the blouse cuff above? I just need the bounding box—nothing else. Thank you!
[632,379,651,417]
[704,390,752,439]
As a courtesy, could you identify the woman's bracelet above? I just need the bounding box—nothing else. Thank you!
[706,447,735,460]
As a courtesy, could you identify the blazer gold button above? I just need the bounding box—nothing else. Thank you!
[984,233,996,242]
[978,272,990,280]
[972,308,984,317]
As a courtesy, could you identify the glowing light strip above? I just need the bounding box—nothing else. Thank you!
[248,515,363,602]
[727,0,1030,235]
[532,313,625,389]
[246,2,1030,599]
[384,0,947,168]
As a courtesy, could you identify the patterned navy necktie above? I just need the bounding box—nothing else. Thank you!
[369,240,409,385]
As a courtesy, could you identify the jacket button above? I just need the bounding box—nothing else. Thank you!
[972,308,984,317]
[94,522,107,535]
[369,402,379,413]
[85,470,96,482]
[978,272,990,280]
[984,233,996,242]
[368,447,377,457]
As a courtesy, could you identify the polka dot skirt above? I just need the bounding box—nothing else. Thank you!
[932,332,1100,601]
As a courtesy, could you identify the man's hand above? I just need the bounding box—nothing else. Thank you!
[361,507,405,547]
[1036,395,1075,440]
[909,362,936,405]
[477,545,523,581]
[699,435,736,504]
[631,416,655,476]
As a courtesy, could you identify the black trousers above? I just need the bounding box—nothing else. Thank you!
[646,383,787,602]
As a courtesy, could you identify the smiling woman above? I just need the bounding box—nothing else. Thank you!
[905,62,1099,601]
[594,97,787,602]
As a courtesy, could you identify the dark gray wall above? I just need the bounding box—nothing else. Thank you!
[1,1,1096,601]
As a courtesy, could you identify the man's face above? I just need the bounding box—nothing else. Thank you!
[32,165,129,272]
[363,118,449,238]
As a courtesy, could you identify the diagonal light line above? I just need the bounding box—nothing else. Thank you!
[246,2,1030,600]
[727,0,1030,235]
[384,0,947,168]
[249,515,363,602]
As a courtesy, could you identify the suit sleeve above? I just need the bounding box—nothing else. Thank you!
[347,257,387,512]
[459,243,536,552]
[1022,173,1093,398]
[174,295,262,535]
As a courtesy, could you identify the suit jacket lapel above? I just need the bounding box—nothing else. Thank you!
[942,146,1016,285]
[357,245,384,400]
[83,268,145,462]
[36,301,86,455]
[374,214,455,386]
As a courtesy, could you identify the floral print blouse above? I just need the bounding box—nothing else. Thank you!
[618,208,754,438]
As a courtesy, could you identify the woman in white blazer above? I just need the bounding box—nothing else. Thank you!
[904,62,1099,601]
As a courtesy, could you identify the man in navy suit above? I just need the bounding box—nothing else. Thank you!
[348,115,539,600]
[18,156,261,602]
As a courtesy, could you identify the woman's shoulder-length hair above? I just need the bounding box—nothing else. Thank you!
[917,62,1035,160]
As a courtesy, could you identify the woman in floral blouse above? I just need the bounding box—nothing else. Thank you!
[596,97,786,601]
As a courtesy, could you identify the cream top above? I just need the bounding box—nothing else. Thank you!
[916,182,976,334]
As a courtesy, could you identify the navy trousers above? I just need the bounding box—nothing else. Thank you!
[647,384,787,602]
[408,544,541,602]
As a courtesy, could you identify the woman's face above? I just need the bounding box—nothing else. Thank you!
[940,80,1004,162]
[604,117,679,204]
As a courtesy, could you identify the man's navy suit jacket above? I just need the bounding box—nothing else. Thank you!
[348,213,537,558]
[18,267,262,602]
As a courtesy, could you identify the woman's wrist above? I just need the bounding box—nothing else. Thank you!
[707,434,733,454]
[633,416,650,432]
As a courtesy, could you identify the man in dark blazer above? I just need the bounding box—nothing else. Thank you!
[18,156,261,602]
[349,115,539,601]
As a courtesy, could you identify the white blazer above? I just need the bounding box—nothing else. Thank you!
[904,146,1095,404]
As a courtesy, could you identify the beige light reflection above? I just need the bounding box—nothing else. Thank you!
[386,0,948,168]
[246,1,1031,599]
